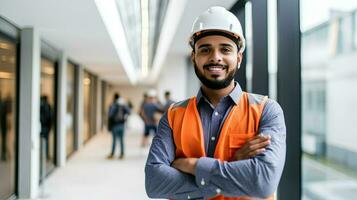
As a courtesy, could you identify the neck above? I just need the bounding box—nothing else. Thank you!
[201,81,235,107]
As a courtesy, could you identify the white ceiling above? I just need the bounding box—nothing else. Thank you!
[0,0,237,85]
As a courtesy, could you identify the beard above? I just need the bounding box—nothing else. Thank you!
[194,62,237,90]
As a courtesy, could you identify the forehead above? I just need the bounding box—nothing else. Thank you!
[195,35,236,47]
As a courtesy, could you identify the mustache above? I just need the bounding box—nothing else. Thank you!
[203,63,228,69]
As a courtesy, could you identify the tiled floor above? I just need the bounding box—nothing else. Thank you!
[41,129,151,200]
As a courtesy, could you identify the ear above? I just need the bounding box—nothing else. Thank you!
[191,50,195,64]
[237,52,243,69]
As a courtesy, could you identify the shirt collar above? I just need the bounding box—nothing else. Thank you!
[196,81,243,105]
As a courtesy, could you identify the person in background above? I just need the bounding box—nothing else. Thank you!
[163,91,175,112]
[140,89,163,148]
[139,93,148,121]
[0,94,12,161]
[107,93,131,160]
[0,93,6,161]
[40,95,53,160]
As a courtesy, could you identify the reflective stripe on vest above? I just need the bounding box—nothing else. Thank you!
[167,92,274,200]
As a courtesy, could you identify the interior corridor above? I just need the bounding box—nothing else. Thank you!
[41,116,152,200]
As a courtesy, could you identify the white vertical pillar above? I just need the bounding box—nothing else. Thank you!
[75,65,84,149]
[96,78,102,133]
[18,27,41,199]
[56,53,67,167]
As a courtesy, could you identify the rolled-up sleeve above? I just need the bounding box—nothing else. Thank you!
[145,113,217,199]
[194,99,286,198]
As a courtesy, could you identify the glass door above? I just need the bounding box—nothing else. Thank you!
[0,33,18,200]
[66,62,76,157]
[39,57,57,181]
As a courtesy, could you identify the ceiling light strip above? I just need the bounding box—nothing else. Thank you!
[141,0,149,77]
[148,0,188,83]
[94,0,137,84]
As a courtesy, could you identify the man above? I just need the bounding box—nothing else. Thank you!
[40,95,53,160]
[140,89,163,147]
[145,6,286,200]
[0,94,6,161]
[163,91,175,112]
[107,93,131,159]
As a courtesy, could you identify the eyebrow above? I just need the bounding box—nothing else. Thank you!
[220,43,234,48]
[197,44,211,49]
[197,43,234,49]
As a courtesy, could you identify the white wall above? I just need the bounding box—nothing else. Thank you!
[156,53,190,103]
[327,51,357,153]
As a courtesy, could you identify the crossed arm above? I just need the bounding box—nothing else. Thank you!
[145,100,286,199]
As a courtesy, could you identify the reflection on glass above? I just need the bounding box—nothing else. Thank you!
[66,63,75,157]
[40,58,56,180]
[301,1,357,199]
[103,83,113,130]
[83,71,91,143]
[83,71,97,144]
[0,35,17,199]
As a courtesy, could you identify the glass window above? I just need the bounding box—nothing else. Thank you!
[101,81,106,130]
[40,57,57,180]
[83,71,97,143]
[83,71,91,143]
[66,62,75,157]
[104,83,114,131]
[301,1,357,199]
[0,34,17,199]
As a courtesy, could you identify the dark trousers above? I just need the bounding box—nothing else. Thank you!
[111,124,125,156]
[144,124,157,137]
[1,125,6,160]
[40,130,50,160]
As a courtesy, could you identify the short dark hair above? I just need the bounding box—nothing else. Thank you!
[164,91,170,96]
[41,95,48,102]
[114,93,120,100]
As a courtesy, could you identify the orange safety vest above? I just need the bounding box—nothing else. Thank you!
[167,92,274,200]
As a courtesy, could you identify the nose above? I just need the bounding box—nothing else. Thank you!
[209,49,222,63]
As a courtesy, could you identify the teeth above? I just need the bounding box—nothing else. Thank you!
[208,66,224,71]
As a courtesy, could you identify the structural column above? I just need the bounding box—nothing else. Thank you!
[56,53,67,166]
[231,1,247,91]
[277,0,301,199]
[18,27,41,199]
[96,78,102,134]
[252,0,269,95]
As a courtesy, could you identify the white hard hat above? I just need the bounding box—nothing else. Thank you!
[147,89,157,97]
[189,6,245,53]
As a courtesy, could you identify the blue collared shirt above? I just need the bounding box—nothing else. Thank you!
[145,83,286,199]
[142,101,163,125]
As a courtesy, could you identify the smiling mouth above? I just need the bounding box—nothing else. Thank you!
[204,65,226,73]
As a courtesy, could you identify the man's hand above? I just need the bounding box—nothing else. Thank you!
[233,135,271,161]
[171,158,198,175]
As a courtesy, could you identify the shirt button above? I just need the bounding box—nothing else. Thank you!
[214,111,219,116]
[201,178,205,186]
[216,188,221,194]
[187,195,191,199]
[211,137,216,141]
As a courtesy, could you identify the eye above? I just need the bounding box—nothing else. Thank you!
[198,47,210,54]
[221,47,232,53]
